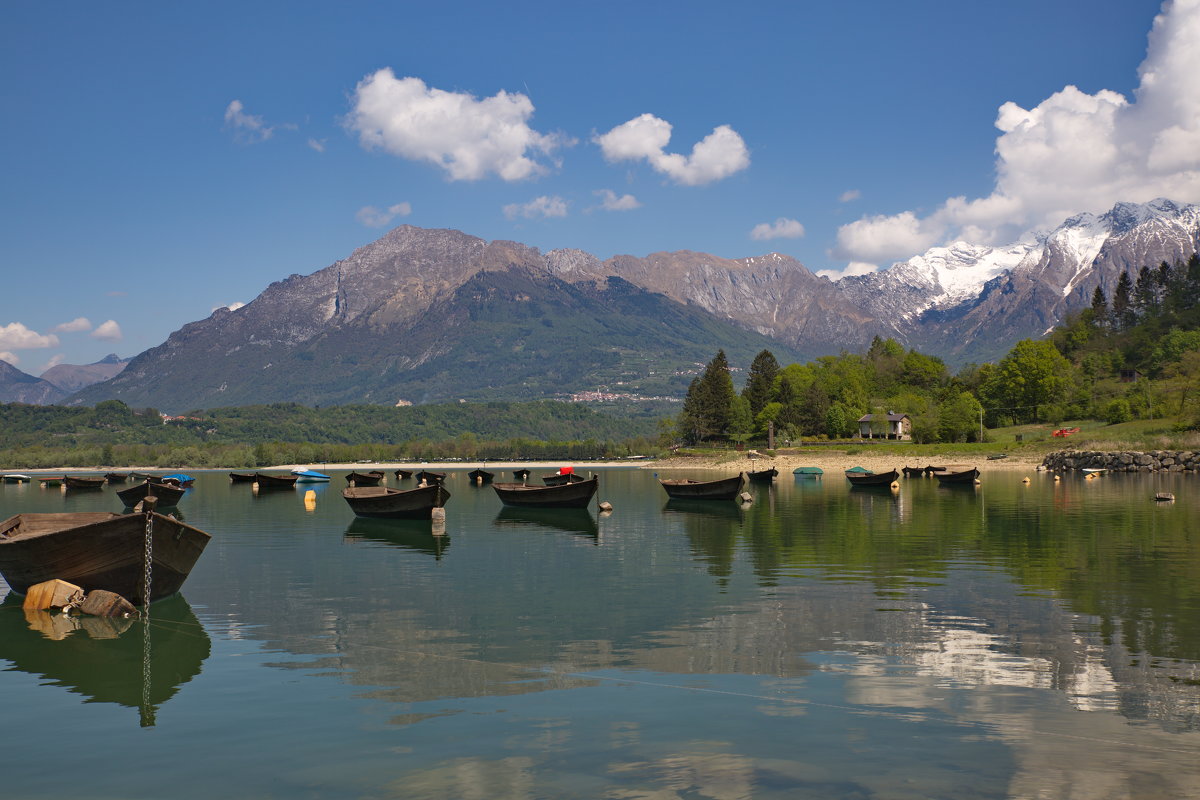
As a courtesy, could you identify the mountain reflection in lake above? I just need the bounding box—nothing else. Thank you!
[1,467,1198,798]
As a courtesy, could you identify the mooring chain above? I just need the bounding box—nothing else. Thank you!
[140,505,156,727]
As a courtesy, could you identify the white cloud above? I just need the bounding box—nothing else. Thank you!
[503,195,568,220]
[356,202,413,228]
[224,100,274,144]
[595,113,750,186]
[593,189,641,211]
[839,189,861,203]
[40,354,65,372]
[91,320,123,341]
[0,351,18,366]
[212,302,246,313]
[346,70,571,181]
[0,322,58,351]
[816,262,881,281]
[835,0,1200,265]
[307,138,326,153]
[52,316,92,333]
[750,218,805,241]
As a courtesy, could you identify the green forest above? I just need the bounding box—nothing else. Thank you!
[0,400,662,468]
[676,253,1200,445]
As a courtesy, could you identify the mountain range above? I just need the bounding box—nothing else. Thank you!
[47,198,1200,413]
[0,354,127,405]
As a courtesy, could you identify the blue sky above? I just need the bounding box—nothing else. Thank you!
[3,0,1196,375]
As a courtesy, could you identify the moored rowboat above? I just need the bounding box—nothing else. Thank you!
[342,484,451,519]
[845,468,899,487]
[0,510,211,604]
[117,480,186,508]
[659,473,744,501]
[493,475,599,509]
[63,475,106,490]
[934,466,979,484]
[254,472,298,488]
[346,470,385,486]
[746,467,778,482]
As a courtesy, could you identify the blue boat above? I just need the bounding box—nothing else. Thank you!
[291,469,331,482]
[162,473,195,487]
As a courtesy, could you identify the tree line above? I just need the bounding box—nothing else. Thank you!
[676,252,1200,444]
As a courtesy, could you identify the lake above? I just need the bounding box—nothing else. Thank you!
[2,467,1198,799]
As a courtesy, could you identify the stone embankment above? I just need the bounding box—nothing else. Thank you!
[1042,449,1199,472]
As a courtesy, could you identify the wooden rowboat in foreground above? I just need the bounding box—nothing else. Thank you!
[0,510,211,604]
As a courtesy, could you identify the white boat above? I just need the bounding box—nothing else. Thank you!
[2,474,32,483]
[1081,468,1107,476]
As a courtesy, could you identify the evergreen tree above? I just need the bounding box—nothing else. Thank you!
[1133,265,1157,317]
[679,350,737,442]
[741,349,780,417]
[1111,271,1134,329]
[1090,285,1108,328]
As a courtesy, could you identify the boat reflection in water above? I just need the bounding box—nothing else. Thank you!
[662,498,746,522]
[343,517,451,559]
[493,506,599,540]
[0,594,210,727]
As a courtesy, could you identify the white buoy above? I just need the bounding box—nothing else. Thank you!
[598,501,613,512]
[739,492,753,503]
[431,507,446,521]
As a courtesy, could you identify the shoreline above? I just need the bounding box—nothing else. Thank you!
[7,453,1048,476]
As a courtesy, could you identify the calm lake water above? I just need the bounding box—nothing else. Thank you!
[2,467,1198,799]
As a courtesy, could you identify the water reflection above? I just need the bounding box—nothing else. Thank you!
[344,517,451,558]
[493,507,599,539]
[0,594,210,725]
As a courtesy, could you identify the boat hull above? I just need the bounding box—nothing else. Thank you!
[493,476,599,509]
[845,469,899,487]
[0,511,211,604]
[116,481,186,507]
[934,468,979,484]
[254,472,298,488]
[659,473,745,500]
[343,484,451,519]
[346,471,384,486]
[746,468,778,482]
[63,476,106,490]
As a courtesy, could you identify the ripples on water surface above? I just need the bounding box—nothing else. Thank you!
[1,468,1198,799]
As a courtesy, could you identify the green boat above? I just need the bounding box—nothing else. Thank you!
[792,467,824,477]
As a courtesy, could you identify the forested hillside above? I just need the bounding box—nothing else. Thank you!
[674,253,1200,444]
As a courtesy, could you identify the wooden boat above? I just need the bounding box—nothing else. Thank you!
[924,465,947,475]
[0,510,211,604]
[229,472,257,482]
[128,471,157,481]
[467,468,495,483]
[844,468,899,487]
[934,466,979,484]
[345,470,385,486]
[901,466,925,478]
[659,473,744,501]
[2,474,32,483]
[291,469,331,482]
[394,469,413,480]
[162,473,194,487]
[116,480,186,508]
[39,478,64,487]
[415,470,447,485]
[63,475,106,490]
[104,472,129,484]
[543,472,586,486]
[792,467,823,478]
[512,468,531,481]
[342,484,451,519]
[254,472,298,488]
[493,475,599,509]
[746,467,778,482]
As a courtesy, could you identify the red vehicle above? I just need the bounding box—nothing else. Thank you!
[1052,427,1081,437]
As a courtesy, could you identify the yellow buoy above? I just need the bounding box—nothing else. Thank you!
[303,489,317,512]
[1022,477,1030,484]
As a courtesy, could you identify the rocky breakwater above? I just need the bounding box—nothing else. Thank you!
[1042,449,1199,473]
